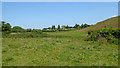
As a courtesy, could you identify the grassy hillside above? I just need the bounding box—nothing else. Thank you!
[82,16,119,31]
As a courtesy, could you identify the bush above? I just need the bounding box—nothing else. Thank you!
[26,29,31,32]
[87,29,120,45]
[12,26,24,32]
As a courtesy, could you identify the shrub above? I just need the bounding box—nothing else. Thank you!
[87,29,120,45]
[26,29,31,32]
[12,26,24,32]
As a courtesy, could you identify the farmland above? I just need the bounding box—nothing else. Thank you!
[2,31,118,66]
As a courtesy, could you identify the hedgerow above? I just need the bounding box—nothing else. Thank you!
[2,32,49,38]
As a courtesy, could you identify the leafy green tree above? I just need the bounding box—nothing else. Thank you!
[74,24,79,28]
[77,26,81,29]
[66,25,69,29]
[42,28,47,31]
[81,24,84,28]
[1,21,5,25]
[48,27,51,30]
[52,25,55,29]
[58,25,60,29]
[2,22,11,32]
[12,26,24,32]
[84,24,88,28]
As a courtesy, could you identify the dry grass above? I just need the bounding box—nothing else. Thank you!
[81,16,119,31]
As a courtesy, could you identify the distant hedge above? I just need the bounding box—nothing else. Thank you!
[2,32,49,38]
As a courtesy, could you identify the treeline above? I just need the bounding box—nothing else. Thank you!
[42,24,92,32]
[1,21,49,38]
[73,23,91,29]
[1,21,92,32]
[1,21,42,33]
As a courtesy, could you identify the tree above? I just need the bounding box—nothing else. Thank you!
[66,25,69,29]
[48,27,51,30]
[77,26,81,29]
[58,25,60,29]
[52,25,55,29]
[2,23,11,32]
[74,24,79,28]
[12,26,24,32]
[1,21,5,25]
[81,24,84,28]
[42,28,47,31]
[84,24,88,28]
[87,25,91,27]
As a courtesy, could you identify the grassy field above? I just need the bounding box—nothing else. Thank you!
[2,31,118,66]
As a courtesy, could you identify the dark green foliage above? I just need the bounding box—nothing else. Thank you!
[87,29,120,45]
[66,25,69,29]
[52,25,55,29]
[31,29,42,32]
[2,21,5,25]
[81,24,84,28]
[2,21,11,32]
[81,23,90,28]
[12,26,24,32]
[74,23,91,29]
[5,57,14,61]
[58,25,60,29]
[104,25,107,29]
[77,26,81,29]
[42,28,47,31]
[48,27,51,30]
[42,24,91,32]
[74,24,80,28]
[26,29,31,32]
[84,24,88,28]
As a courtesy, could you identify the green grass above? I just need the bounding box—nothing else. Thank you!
[2,31,118,66]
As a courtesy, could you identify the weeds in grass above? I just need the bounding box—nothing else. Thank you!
[5,57,14,61]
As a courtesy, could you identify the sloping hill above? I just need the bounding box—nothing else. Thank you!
[82,16,120,31]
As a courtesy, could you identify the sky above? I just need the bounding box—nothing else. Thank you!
[2,2,118,29]
[1,0,119,2]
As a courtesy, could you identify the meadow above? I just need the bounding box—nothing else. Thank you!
[2,31,118,66]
